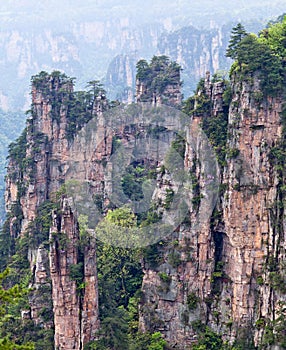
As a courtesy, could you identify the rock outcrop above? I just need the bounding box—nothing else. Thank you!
[221,72,285,345]
[138,67,286,349]
[5,72,104,349]
[3,52,286,349]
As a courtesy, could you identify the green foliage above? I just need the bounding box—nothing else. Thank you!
[222,83,232,106]
[0,109,26,221]
[226,23,248,59]
[0,187,55,346]
[147,332,167,350]
[272,305,286,348]
[263,325,275,346]
[158,272,171,284]
[201,111,228,167]
[136,56,181,102]
[238,34,283,95]
[264,247,286,293]
[164,134,187,188]
[0,224,13,269]
[8,128,27,168]
[93,231,144,348]
[170,134,186,159]
[96,208,143,313]
[7,128,30,196]
[128,332,153,350]
[256,276,264,285]
[32,71,106,141]
[0,269,23,316]
[182,95,196,115]
[255,318,265,329]
[90,307,129,350]
[31,70,73,95]
[260,15,286,58]
[0,337,34,350]
[0,200,25,268]
[30,71,50,90]
[142,242,163,269]
[0,237,53,348]
[147,125,168,139]
[96,240,143,310]
[168,251,181,268]
[269,271,286,293]
[86,80,105,97]
[93,204,170,349]
[187,292,199,310]
[227,148,239,159]
[192,326,223,350]
[228,18,286,97]
[136,59,151,80]
[27,200,57,248]
[194,94,212,115]
[89,328,167,350]
[163,188,174,210]
[111,135,122,154]
[184,77,229,168]
[69,263,84,287]
[212,271,223,279]
[0,269,35,349]
[121,162,154,202]
[65,90,95,141]
[105,207,137,229]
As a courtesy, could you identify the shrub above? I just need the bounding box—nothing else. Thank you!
[158,272,171,284]
[187,292,199,310]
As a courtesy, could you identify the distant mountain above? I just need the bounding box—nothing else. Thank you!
[0,1,284,112]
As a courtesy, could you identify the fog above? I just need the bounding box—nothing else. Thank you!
[0,0,285,28]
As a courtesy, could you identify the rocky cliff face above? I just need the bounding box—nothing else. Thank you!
[138,66,286,348]
[105,54,138,103]
[49,198,99,349]
[221,72,285,346]
[158,25,232,97]
[4,72,106,349]
[138,72,228,347]
[3,53,286,349]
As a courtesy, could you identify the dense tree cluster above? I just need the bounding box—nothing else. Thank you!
[227,16,286,95]
[136,55,181,101]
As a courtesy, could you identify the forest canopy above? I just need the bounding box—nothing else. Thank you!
[227,15,286,95]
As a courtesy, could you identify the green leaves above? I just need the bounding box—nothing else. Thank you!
[147,332,167,350]
[227,18,286,97]
[65,90,95,140]
[0,269,22,316]
[95,208,143,313]
[0,337,34,350]
[136,55,181,102]
[226,23,248,60]
[260,15,286,58]
[192,326,223,350]
[0,269,34,349]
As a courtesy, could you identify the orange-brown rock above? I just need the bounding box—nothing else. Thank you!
[5,73,103,349]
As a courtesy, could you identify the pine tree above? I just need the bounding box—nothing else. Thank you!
[226,23,248,59]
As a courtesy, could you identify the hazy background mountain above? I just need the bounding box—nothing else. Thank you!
[1,0,285,28]
[0,0,284,219]
[0,0,284,110]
